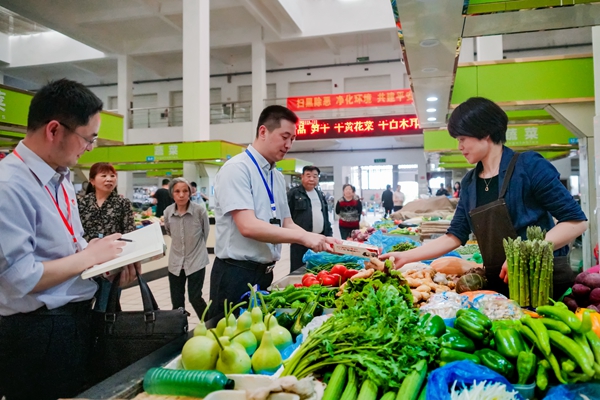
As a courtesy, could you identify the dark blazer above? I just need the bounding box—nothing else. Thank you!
[287,185,333,236]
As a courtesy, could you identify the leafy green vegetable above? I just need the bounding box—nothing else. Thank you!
[389,242,417,252]
[281,282,438,390]
[335,270,413,310]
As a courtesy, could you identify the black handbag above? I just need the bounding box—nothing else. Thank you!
[89,270,189,383]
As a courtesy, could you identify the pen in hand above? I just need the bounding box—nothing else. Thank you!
[117,238,133,242]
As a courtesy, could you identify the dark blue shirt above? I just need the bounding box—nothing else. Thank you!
[447,146,587,256]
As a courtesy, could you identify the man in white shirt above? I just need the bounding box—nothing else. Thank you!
[287,166,333,272]
[393,184,405,212]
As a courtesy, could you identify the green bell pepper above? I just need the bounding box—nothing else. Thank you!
[474,349,514,379]
[455,314,492,345]
[456,308,492,329]
[440,348,480,364]
[419,313,447,338]
[517,350,536,384]
[494,327,526,359]
[439,331,476,353]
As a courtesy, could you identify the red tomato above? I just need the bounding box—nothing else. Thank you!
[304,278,320,287]
[330,264,348,276]
[316,270,329,283]
[344,269,359,280]
[320,275,338,286]
[293,283,303,288]
[302,273,316,286]
[329,273,342,286]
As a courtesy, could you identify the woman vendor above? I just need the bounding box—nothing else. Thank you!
[382,97,588,298]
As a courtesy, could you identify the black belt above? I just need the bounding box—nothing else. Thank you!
[2,299,95,318]
[220,257,275,274]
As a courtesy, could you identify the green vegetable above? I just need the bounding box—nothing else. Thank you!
[474,349,514,379]
[537,304,591,333]
[494,327,526,359]
[573,332,595,366]
[335,270,413,310]
[561,358,576,373]
[322,364,347,400]
[340,367,358,400]
[357,379,378,400]
[300,301,318,327]
[380,392,397,400]
[547,330,595,377]
[417,384,427,400]
[419,313,446,338]
[521,315,551,357]
[543,353,568,384]
[516,350,536,384]
[276,312,295,330]
[456,309,492,329]
[439,348,480,364]
[455,311,492,345]
[395,359,427,400]
[585,330,600,364]
[390,242,417,252]
[540,318,571,335]
[536,363,549,391]
[439,331,476,353]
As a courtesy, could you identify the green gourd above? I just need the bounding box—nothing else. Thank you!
[248,284,266,343]
[235,310,253,335]
[266,312,293,353]
[231,328,258,356]
[215,300,229,337]
[193,300,212,337]
[251,326,282,374]
[223,302,244,338]
[180,335,219,371]
[257,292,277,329]
[210,330,252,375]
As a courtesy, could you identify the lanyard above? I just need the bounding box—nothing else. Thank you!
[245,149,276,218]
[13,150,77,244]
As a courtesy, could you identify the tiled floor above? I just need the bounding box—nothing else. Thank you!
[120,211,384,330]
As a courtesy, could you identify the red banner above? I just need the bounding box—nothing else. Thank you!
[296,115,421,140]
[287,89,413,111]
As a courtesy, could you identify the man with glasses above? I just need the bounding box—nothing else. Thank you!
[0,79,140,400]
[287,166,332,272]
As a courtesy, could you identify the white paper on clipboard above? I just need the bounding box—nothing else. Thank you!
[81,222,166,280]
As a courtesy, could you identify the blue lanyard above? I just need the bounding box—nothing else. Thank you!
[245,149,277,218]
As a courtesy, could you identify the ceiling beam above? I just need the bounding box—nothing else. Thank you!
[323,36,340,56]
[238,0,280,38]
[133,0,182,33]
[463,4,600,37]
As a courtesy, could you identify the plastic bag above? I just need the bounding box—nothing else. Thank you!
[429,256,476,273]
[422,251,462,265]
[366,230,420,254]
[302,250,366,270]
[420,291,468,320]
[544,383,600,400]
[427,360,524,400]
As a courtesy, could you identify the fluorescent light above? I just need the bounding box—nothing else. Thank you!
[216,159,222,162]
[427,97,438,102]
[427,117,437,121]
[420,39,439,48]
[426,108,436,112]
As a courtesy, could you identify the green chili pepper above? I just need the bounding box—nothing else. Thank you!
[536,363,549,391]
[517,350,536,384]
[573,332,595,366]
[474,349,514,379]
[585,330,600,364]
[300,301,318,327]
[439,331,476,353]
[537,305,591,334]
[540,318,571,335]
[439,348,480,364]
[561,358,576,373]
[419,313,446,338]
[544,353,568,384]
[521,315,551,357]
[547,330,595,377]
[494,327,526,359]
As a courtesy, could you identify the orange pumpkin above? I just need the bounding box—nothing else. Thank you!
[576,308,600,337]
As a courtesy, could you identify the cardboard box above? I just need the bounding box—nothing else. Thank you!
[333,240,380,258]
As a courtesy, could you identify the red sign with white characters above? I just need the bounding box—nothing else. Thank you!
[295,115,422,140]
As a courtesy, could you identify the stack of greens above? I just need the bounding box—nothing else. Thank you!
[281,282,438,391]
[503,226,554,308]
[335,270,413,310]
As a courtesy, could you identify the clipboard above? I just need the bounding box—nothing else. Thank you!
[81,222,166,279]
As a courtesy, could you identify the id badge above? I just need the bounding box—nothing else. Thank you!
[269,218,281,227]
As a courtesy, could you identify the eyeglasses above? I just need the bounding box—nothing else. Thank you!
[59,122,98,147]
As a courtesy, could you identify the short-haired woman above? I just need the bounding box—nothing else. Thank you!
[335,183,362,240]
[382,97,587,298]
[163,178,210,318]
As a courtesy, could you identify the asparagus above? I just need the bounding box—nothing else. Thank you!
[513,237,521,304]
[503,238,514,301]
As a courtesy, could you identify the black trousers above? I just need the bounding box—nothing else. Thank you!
[290,243,309,273]
[393,205,403,212]
[208,257,273,320]
[0,301,93,400]
[168,268,207,318]
[339,226,354,240]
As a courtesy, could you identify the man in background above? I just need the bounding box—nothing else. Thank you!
[393,184,405,212]
[151,178,174,217]
[287,166,333,272]
[436,183,449,197]
[381,184,394,218]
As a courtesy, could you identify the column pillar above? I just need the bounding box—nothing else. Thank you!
[198,164,220,207]
[252,35,267,130]
[183,0,210,141]
[117,171,133,200]
[476,35,503,62]
[117,55,133,142]
[418,155,429,197]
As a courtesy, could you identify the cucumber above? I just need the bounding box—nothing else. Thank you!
[417,383,427,400]
[323,364,347,400]
[340,367,358,400]
[379,391,397,400]
[356,379,378,400]
[396,360,427,400]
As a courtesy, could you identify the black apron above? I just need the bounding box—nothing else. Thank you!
[469,154,573,299]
